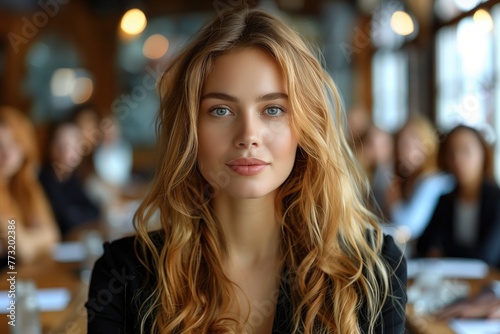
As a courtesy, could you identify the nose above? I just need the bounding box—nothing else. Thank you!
[233,112,262,149]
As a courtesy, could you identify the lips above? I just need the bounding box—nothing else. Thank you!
[226,158,269,176]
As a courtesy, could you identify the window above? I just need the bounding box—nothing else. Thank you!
[435,4,499,179]
[435,14,495,133]
[436,5,500,180]
[372,49,409,133]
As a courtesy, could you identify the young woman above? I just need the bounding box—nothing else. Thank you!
[417,125,500,267]
[38,121,100,237]
[87,8,407,334]
[70,103,102,181]
[385,115,454,242]
[0,106,60,264]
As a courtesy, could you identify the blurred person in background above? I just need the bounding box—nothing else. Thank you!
[0,106,60,264]
[70,104,102,181]
[385,115,454,244]
[83,116,137,240]
[362,125,394,218]
[85,116,133,206]
[39,120,100,238]
[417,125,500,267]
[345,104,371,165]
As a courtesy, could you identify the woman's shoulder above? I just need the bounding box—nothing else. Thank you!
[482,181,500,197]
[358,231,407,332]
[380,233,407,285]
[87,231,165,331]
[96,229,165,271]
[380,234,404,264]
[365,229,407,281]
[380,233,407,331]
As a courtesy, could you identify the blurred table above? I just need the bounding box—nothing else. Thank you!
[0,253,87,334]
[406,266,500,334]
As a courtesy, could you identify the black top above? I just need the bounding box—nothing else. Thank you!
[417,181,500,267]
[86,232,407,333]
[39,165,100,236]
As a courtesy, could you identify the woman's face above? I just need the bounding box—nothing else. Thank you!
[75,109,100,149]
[396,125,427,175]
[50,124,83,172]
[446,129,484,185]
[197,47,298,199]
[0,126,24,179]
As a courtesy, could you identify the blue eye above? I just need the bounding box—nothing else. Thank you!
[210,107,232,117]
[265,106,284,116]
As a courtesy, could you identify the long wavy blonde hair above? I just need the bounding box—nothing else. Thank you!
[134,8,399,334]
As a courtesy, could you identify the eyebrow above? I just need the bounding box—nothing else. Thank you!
[200,92,288,102]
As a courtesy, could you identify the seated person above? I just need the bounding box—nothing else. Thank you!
[39,120,100,237]
[70,104,102,181]
[385,116,454,242]
[86,116,133,206]
[361,124,394,218]
[86,8,407,333]
[0,106,60,265]
[417,125,500,267]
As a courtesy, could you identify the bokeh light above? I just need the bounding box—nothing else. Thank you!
[120,9,147,35]
[50,68,75,97]
[473,9,493,33]
[390,11,415,36]
[70,77,93,104]
[143,34,169,59]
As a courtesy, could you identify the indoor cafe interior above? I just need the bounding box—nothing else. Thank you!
[0,0,500,333]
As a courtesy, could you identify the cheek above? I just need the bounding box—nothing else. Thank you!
[9,146,24,165]
[267,127,298,164]
[197,125,225,169]
[469,151,484,171]
[397,142,413,160]
[2,148,24,175]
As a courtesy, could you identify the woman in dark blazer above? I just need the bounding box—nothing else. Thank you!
[417,125,500,267]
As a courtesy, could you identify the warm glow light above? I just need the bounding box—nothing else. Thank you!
[143,34,169,59]
[473,9,494,33]
[71,77,93,104]
[120,9,147,35]
[51,68,75,97]
[390,11,415,36]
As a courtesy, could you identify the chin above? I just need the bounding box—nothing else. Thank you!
[216,183,278,200]
[233,192,271,199]
[227,190,273,200]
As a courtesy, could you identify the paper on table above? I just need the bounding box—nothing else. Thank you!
[52,241,87,263]
[0,288,71,313]
[408,258,488,279]
[449,319,500,334]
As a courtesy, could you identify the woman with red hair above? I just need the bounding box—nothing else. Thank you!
[0,106,60,264]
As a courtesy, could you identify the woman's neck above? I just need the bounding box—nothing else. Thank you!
[50,162,73,182]
[458,177,483,203]
[211,190,281,267]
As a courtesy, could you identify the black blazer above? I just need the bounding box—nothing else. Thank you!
[39,165,100,236]
[417,181,500,267]
[86,231,407,333]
